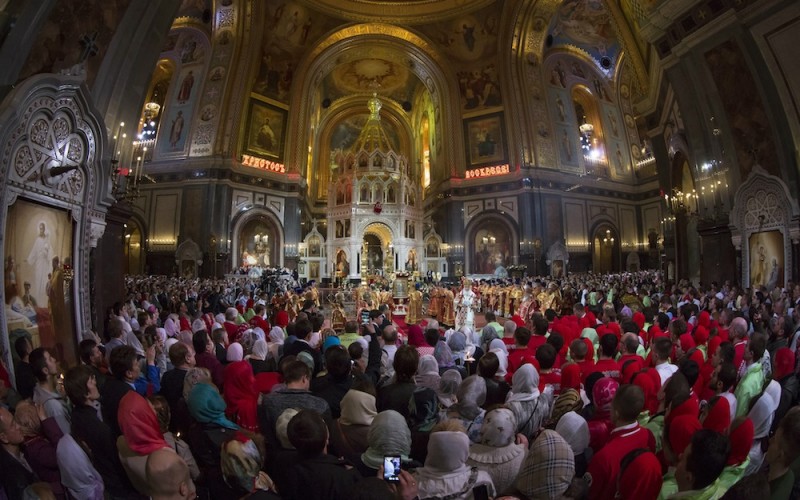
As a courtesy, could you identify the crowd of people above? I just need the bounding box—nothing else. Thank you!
[0,269,799,500]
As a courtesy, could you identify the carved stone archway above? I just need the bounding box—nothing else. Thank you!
[230,206,285,269]
[0,74,112,373]
[730,165,800,289]
[175,239,203,278]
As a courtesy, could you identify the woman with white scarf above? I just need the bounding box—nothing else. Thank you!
[448,330,469,367]
[329,388,377,464]
[268,326,285,360]
[506,364,552,439]
[415,355,441,392]
[489,338,509,380]
[444,375,487,443]
[467,408,527,494]
[437,369,462,409]
[357,410,415,477]
[413,422,496,500]
[248,339,272,374]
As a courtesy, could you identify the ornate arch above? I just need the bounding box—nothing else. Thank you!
[730,165,800,288]
[230,206,285,269]
[464,212,519,275]
[284,23,464,177]
[0,74,113,372]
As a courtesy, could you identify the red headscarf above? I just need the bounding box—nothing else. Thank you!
[618,451,663,500]
[560,363,581,391]
[511,314,526,328]
[693,325,709,346]
[702,396,731,434]
[632,312,646,331]
[698,311,711,329]
[679,333,695,352]
[275,310,289,328]
[118,391,168,455]
[727,418,754,466]
[707,336,722,360]
[223,361,260,432]
[668,414,701,459]
[407,325,428,347]
[773,347,795,381]
[632,369,659,416]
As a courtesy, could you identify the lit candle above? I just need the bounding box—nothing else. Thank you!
[140,147,147,180]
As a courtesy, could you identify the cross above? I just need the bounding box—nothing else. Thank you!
[79,32,100,62]
[697,9,707,21]
[206,87,219,100]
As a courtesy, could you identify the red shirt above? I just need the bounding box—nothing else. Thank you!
[528,335,547,352]
[249,316,270,332]
[587,423,656,500]
[618,354,645,369]
[587,358,621,381]
[597,322,622,340]
[539,370,562,393]
[179,316,191,332]
[576,359,596,383]
[508,347,537,376]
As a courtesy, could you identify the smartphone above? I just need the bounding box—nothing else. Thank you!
[383,456,401,482]
[473,484,489,500]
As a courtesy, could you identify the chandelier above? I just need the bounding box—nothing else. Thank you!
[602,229,615,246]
[110,121,154,203]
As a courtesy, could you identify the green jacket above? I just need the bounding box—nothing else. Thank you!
[667,479,727,500]
[734,362,764,417]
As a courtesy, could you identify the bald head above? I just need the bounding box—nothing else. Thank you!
[729,317,748,340]
[146,449,195,499]
[621,332,639,355]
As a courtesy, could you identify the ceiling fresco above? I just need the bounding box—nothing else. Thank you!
[546,0,621,74]
[294,0,496,25]
[416,2,502,114]
[252,1,345,102]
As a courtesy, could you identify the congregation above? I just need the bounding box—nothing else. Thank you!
[1,270,799,500]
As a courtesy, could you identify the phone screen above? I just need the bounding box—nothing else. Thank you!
[383,456,401,482]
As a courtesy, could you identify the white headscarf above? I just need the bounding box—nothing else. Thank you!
[339,389,378,426]
[164,318,179,338]
[489,338,508,354]
[192,319,206,334]
[252,327,265,342]
[555,411,590,455]
[226,342,244,362]
[423,431,470,473]
[506,364,540,403]
[250,339,268,361]
[489,339,509,378]
[269,326,285,344]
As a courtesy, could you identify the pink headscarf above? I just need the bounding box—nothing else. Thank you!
[592,377,619,418]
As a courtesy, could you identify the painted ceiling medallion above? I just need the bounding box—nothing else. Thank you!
[332,58,409,94]
[295,0,496,25]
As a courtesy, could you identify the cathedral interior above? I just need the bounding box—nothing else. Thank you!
[0,0,798,348]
